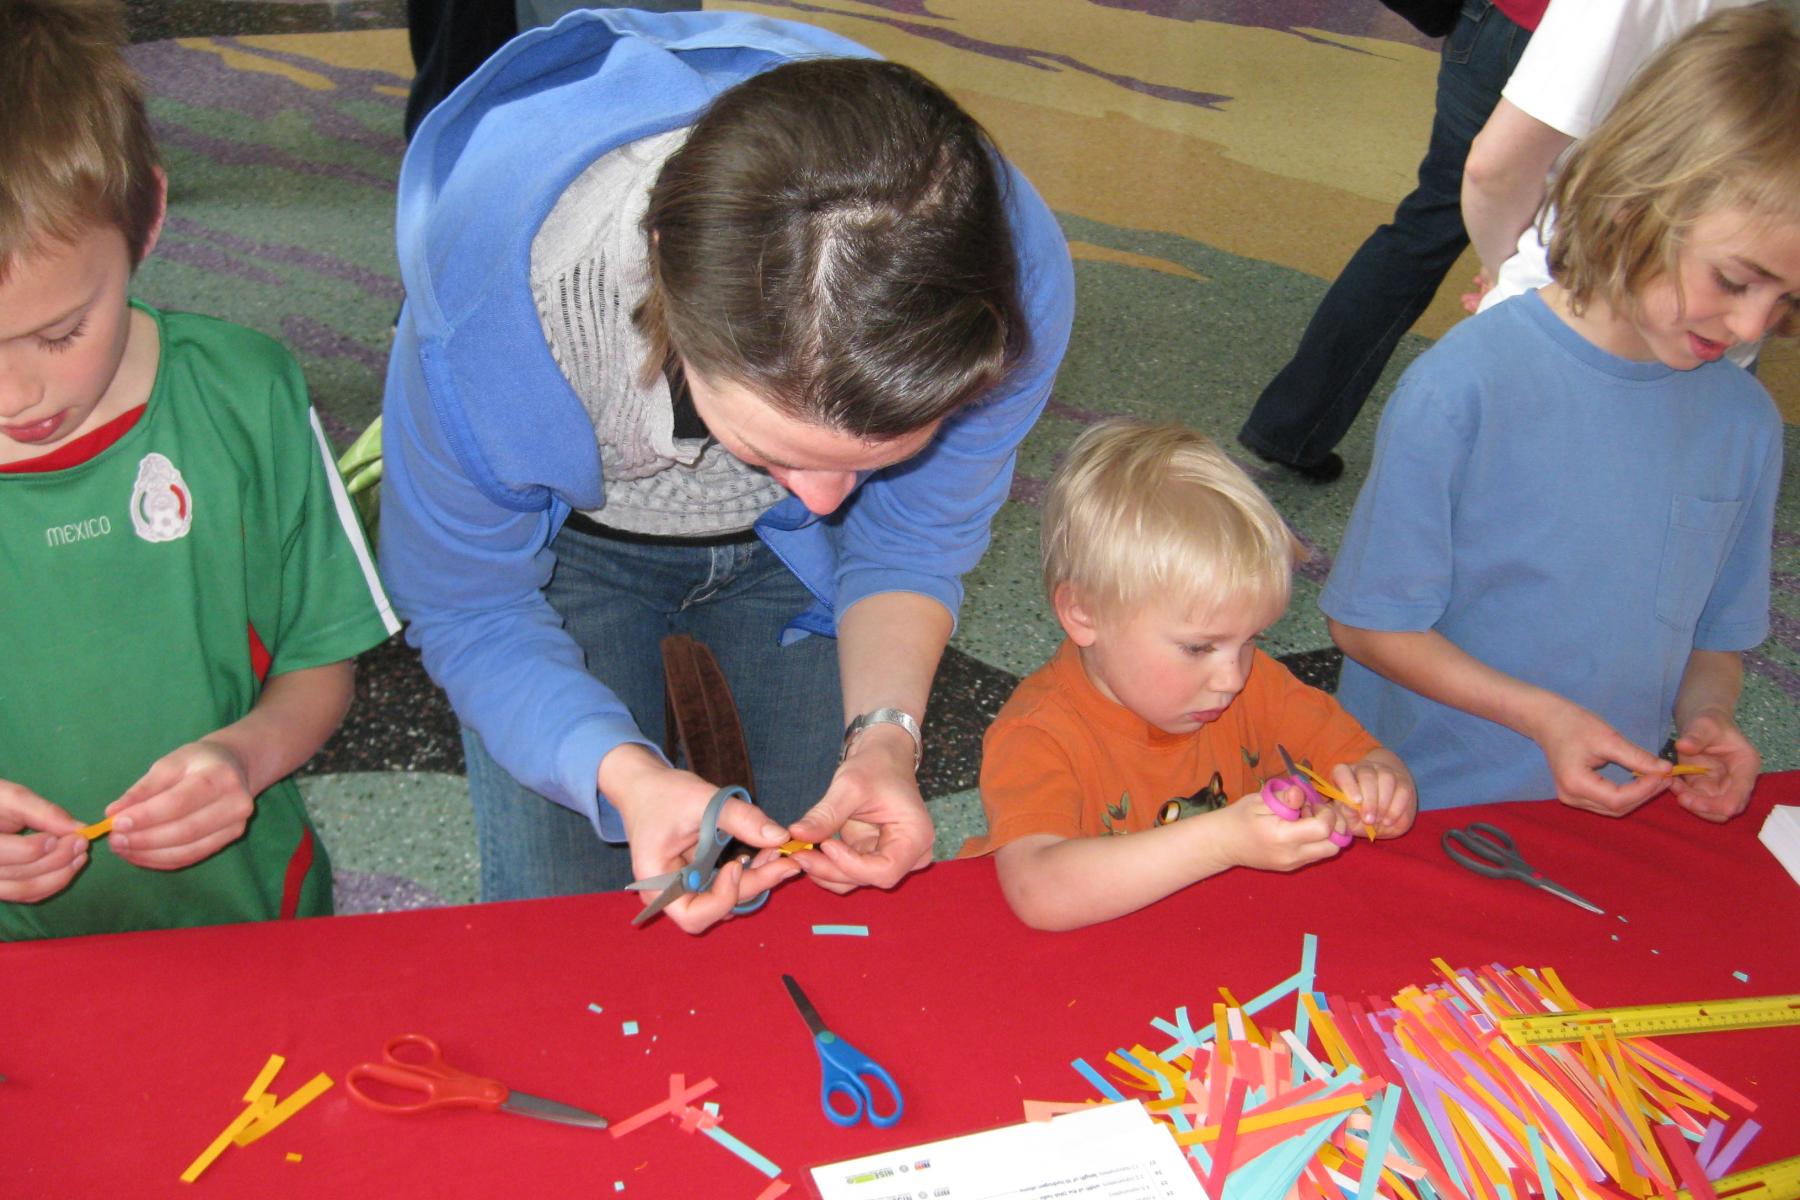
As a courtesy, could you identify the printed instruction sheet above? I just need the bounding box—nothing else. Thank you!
[811,1100,1205,1200]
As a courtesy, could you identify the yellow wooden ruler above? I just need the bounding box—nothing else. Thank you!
[1675,1154,1800,1200]
[1500,995,1800,1046]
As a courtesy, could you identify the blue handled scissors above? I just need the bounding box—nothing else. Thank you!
[1441,822,1604,915]
[781,974,904,1128]
[626,785,772,927]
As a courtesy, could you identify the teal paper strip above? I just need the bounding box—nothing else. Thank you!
[1355,1084,1404,1200]
[701,1124,781,1178]
[1528,1126,1559,1200]
[1071,1057,1127,1102]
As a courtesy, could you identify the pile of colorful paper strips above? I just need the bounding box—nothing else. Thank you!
[1050,936,1769,1198]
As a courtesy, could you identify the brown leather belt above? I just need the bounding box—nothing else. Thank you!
[659,633,755,793]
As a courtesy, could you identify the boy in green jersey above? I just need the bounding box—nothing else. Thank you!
[0,0,400,938]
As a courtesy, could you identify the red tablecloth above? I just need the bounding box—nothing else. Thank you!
[4,774,1797,1198]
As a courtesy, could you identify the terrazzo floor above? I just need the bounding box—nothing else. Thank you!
[114,0,1799,916]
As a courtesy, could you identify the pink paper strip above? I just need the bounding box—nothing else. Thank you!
[1655,1124,1718,1200]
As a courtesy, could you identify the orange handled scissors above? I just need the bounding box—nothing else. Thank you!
[346,1034,608,1129]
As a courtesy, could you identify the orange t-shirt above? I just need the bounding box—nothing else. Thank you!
[961,639,1382,856]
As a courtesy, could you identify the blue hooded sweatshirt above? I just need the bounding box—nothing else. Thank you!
[378,8,1076,839]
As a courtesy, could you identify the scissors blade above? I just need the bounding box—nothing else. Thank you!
[501,1090,610,1129]
[1530,876,1605,916]
[631,878,689,927]
[782,974,830,1038]
[1277,743,1301,778]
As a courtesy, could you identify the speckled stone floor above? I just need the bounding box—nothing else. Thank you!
[117,0,1799,916]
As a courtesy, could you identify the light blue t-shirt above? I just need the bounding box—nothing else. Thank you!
[1321,291,1780,809]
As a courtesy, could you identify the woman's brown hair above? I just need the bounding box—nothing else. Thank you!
[636,57,1027,439]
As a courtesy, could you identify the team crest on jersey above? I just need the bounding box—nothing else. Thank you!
[129,452,193,543]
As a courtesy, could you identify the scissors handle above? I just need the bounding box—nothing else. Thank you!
[1441,823,1526,879]
[1260,775,1318,820]
[1260,775,1354,848]
[630,786,774,925]
[815,1033,904,1129]
[346,1034,509,1115]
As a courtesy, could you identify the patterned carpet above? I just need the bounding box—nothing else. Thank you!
[118,0,1800,913]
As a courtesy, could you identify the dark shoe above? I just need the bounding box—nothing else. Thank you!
[1240,438,1345,483]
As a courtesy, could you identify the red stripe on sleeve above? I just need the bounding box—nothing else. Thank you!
[247,622,272,682]
[279,826,316,920]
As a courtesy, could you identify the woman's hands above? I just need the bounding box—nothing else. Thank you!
[603,744,800,934]
[786,721,933,893]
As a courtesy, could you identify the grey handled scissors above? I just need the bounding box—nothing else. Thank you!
[782,975,904,1128]
[626,785,771,927]
[1441,822,1604,915]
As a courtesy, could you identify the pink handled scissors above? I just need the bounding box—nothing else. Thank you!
[346,1034,609,1129]
[1261,746,1354,848]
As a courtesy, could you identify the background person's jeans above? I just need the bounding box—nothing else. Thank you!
[463,524,841,901]
[1238,0,1531,469]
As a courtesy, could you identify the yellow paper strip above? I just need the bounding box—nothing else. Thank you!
[78,817,114,841]
[1301,993,1351,1071]
[181,1096,274,1183]
[1126,1045,1189,1097]
[1174,1089,1371,1145]
[1490,1040,1616,1174]
[244,1054,286,1103]
[1444,1101,1507,1200]
[1598,1027,1667,1187]
[1103,1051,1159,1091]
[235,1073,334,1147]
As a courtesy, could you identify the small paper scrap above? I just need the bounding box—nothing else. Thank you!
[811,924,869,937]
[622,1020,639,1036]
[588,1003,604,1014]
[285,1153,302,1164]
[78,817,114,841]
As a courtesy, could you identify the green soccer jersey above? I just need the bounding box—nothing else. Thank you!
[0,304,399,939]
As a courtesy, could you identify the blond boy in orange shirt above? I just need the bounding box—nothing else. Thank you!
[962,421,1416,929]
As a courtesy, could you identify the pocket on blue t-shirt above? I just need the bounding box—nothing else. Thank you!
[1653,495,1742,632]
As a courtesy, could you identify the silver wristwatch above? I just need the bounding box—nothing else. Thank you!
[841,707,923,770]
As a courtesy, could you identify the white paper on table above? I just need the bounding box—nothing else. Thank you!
[1758,804,1800,887]
[809,1099,1205,1200]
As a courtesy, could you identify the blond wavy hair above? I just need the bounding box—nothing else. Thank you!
[1041,420,1300,622]
[0,0,162,280]
[1546,2,1800,336]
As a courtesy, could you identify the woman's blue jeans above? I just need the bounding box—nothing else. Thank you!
[1238,0,1532,468]
[462,523,841,901]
